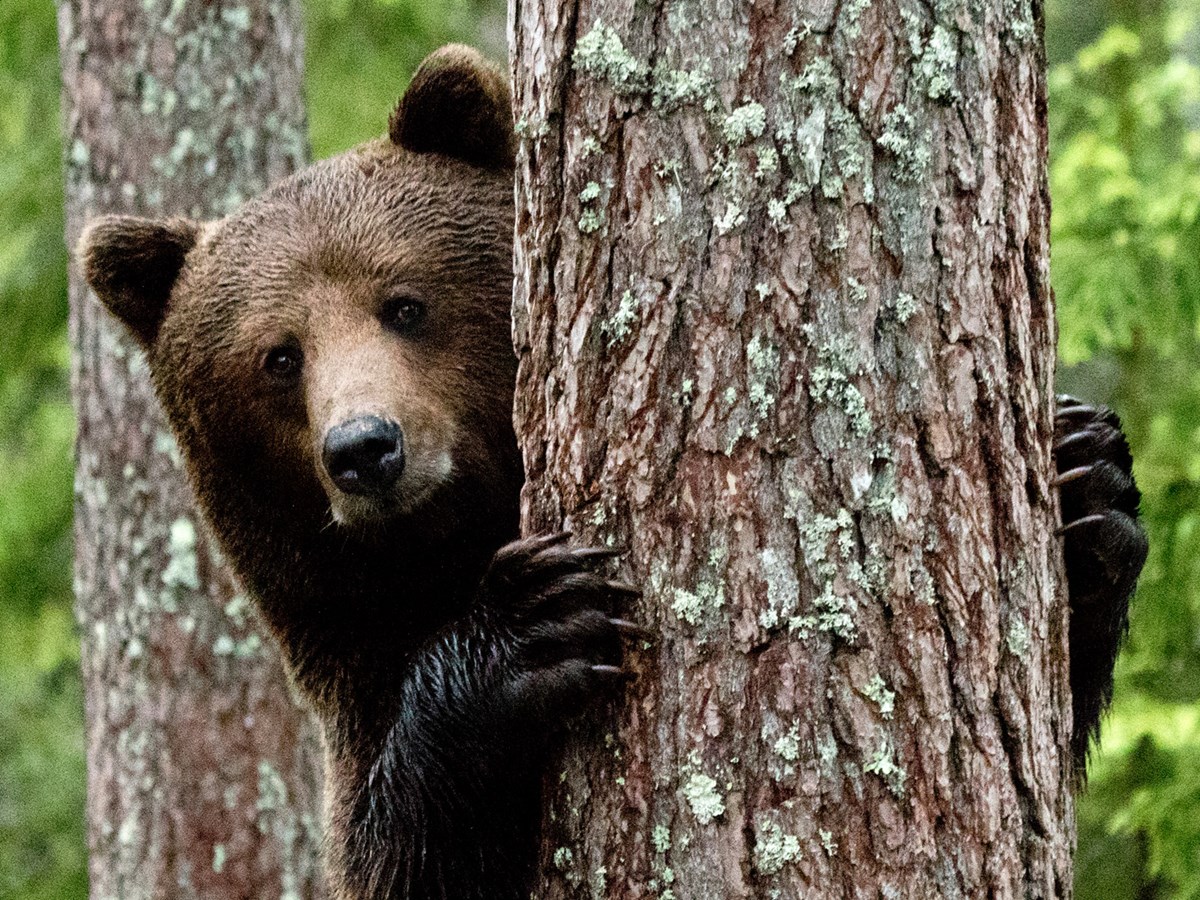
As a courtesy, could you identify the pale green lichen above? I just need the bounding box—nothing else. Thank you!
[799,509,852,576]
[714,200,746,235]
[652,823,672,854]
[864,740,907,796]
[654,156,682,182]
[601,289,639,346]
[1007,0,1036,41]
[553,846,574,870]
[772,722,800,762]
[917,26,959,100]
[753,818,802,875]
[746,333,780,437]
[223,594,250,628]
[219,5,250,30]
[256,760,288,820]
[863,675,896,718]
[578,209,605,233]
[914,566,937,605]
[723,101,767,145]
[755,145,779,179]
[678,377,695,406]
[820,828,838,856]
[671,578,724,626]
[590,866,608,898]
[581,135,602,156]
[160,517,199,613]
[878,105,931,183]
[682,772,726,824]
[574,21,645,93]
[672,589,703,625]
[894,292,918,323]
[795,55,838,99]
[155,429,183,468]
[846,277,868,306]
[793,583,857,640]
[809,342,872,436]
[212,842,227,874]
[513,115,550,139]
[767,197,789,228]
[782,24,809,55]
[824,106,872,201]
[578,180,606,234]
[758,547,800,630]
[1007,614,1031,657]
[652,64,712,110]
[213,631,262,659]
[839,0,872,38]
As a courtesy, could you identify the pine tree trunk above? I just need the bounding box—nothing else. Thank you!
[512,0,1072,896]
[58,3,325,897]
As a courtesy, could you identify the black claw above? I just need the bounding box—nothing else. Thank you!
[590,664,631,681]
[529,531,572,552]
[570,546,623,564]
[608,617,652,639]
[1055,403,1099,422]
[603,579,641,598]
[1053,430,1093,453]
[1054,464,1095,487]
[1057,513,1107,536]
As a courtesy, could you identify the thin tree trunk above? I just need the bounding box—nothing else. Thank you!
[58,3,325,897]
[512,0,1071,896]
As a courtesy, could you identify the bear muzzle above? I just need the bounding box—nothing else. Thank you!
[322,415,406,497]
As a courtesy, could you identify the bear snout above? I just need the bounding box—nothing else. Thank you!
[322,416,406,497]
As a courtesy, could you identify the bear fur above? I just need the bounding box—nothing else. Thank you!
[82,46,633,900]
[80,44,1145,900]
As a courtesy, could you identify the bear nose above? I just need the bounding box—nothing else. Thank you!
[322,416,405,496]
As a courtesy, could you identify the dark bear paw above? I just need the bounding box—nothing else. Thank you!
[477,532,642,723]
[1054,395,1148,770]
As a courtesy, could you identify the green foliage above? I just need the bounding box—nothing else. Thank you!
[1050,0,1200,895]
[0,0,85,896]
[305,0,504,157]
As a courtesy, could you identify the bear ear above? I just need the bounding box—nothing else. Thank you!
[389,44,515,170]
[78,215,199,348]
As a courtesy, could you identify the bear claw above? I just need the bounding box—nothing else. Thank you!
[477,532,644,722]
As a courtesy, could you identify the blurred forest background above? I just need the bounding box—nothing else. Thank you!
[0,0,1195,896]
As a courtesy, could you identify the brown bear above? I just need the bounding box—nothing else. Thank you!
[80,44,1144,900]
[81,46,635,900]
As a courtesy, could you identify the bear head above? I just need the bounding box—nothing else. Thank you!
[79,46,522,638]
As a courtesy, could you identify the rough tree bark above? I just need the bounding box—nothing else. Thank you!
[58,3,325,897]
[512,0,1070,897]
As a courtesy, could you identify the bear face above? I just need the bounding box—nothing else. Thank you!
[155,151,517,530]
[81,46,524,678]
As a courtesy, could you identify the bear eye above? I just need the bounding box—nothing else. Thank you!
[262,343,303,380]
[384,296,426,335]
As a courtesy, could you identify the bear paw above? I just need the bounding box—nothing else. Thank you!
[477,532,642,722]
[1054,396,1148,604]
[1054,395,1148,767]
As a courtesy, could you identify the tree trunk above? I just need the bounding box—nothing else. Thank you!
[58,3,326,897]
[512,0,1071,896]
